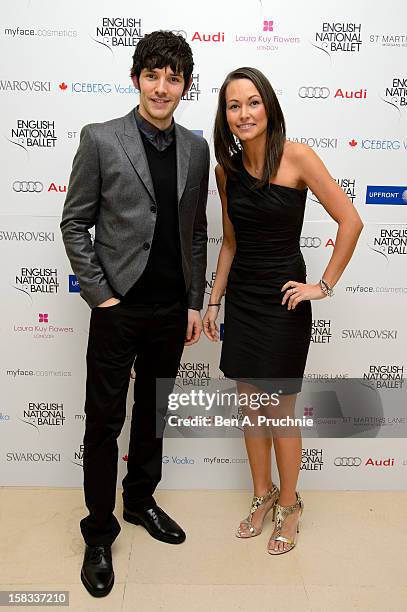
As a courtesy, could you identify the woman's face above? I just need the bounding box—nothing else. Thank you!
[225,78,268,143]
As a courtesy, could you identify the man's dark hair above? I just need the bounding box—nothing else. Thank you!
[131,30,193,92]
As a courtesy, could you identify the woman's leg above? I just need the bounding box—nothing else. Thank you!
[236,382,276,536]
[268,393,302,553]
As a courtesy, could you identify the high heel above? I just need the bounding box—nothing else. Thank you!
[236,483,279,538]
[267,492,304,555]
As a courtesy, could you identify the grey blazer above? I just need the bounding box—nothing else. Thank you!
[61,109,209,309]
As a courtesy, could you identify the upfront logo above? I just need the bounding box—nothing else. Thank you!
[366,186,407,205]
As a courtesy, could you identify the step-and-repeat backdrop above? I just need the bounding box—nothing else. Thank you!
[1,0,406,490]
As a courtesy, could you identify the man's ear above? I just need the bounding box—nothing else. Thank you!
[182,76,193,96]
[131,75,140,91]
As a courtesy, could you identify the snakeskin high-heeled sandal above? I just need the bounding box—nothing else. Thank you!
[236,483,280,538]
[267,492,304,554]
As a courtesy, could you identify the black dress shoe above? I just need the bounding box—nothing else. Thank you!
[123,505,186,544]
[81,545,114,597]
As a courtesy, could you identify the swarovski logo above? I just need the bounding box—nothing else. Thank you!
[13,181,43,193]
[300,237,322,248]
[298,86,330,99]
[334,457,362,466]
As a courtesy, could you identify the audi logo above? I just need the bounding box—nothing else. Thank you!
[334,457,362,467]
[170,30,187,39]
[300,237,321,248]
[13,181,43,193]
[299,87,330,99]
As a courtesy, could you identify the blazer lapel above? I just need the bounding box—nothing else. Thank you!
[116,110,156,202]
[175,124,191,204]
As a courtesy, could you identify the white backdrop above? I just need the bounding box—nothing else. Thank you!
[1,0,406,490]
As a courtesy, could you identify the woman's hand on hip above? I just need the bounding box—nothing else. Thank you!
[281,281,326,310]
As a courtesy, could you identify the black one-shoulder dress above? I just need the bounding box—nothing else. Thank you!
[220,156,312,394]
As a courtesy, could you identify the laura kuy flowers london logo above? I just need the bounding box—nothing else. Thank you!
[235,19,300,52]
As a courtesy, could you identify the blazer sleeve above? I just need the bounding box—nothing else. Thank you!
[60,125,114,308]
[187,140,209,310]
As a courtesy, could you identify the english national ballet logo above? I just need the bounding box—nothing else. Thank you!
[312,22,362,58]
[367,226,407,261]
[300,448,324,471]
[205,271,217,295]
[19,402,65,431]
[308,178,357,204]
[176,362,210,388]
[181,73,201,102]
[311,320,332,344]
[12,267,59,300]
[92,17,143,54]
[71,443,83,467]
[381,77,407,115]
[363,364,404,390]
[7,119,57,153]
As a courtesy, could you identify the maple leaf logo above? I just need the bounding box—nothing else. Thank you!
[59,82,68,90]
[349,139,357,147]
[122,454,128,462]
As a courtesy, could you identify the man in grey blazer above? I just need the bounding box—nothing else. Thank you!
[61,31,209,597]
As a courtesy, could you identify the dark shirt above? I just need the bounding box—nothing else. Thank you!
[134,106,174,151]
[122,115,185,305]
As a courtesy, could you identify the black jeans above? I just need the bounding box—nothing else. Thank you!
[80,298,188,546]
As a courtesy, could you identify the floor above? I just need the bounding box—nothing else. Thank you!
[0,488,406,611]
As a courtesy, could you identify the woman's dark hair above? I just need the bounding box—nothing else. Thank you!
[131,31,193,92]
[214,67,286,187]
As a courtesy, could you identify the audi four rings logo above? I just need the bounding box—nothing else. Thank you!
[13,181,43,193]
[170,30,187,39]
[300,237,321,248]
[299,87,330,99]
[334,457,362,466]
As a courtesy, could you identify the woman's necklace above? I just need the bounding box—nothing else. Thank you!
[243,152,263,177]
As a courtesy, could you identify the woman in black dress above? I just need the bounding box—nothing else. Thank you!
[203,67,363,555]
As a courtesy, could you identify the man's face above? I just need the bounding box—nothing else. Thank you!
[132,66,190,129]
